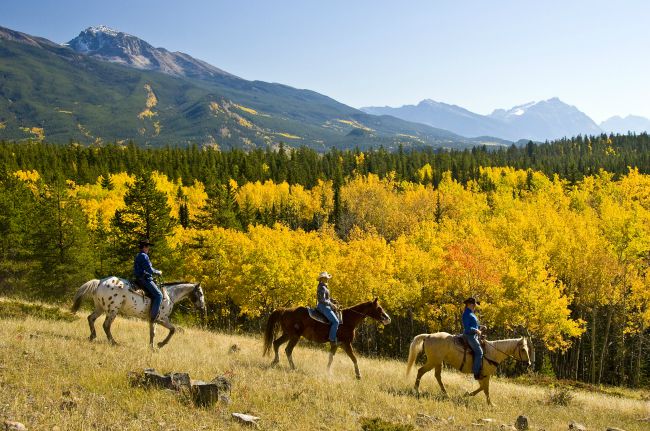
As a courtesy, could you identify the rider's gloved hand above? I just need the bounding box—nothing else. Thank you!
[154,270,162,276]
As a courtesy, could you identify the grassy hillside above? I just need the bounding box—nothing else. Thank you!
[0,300,647,430]
[0,34,484,150]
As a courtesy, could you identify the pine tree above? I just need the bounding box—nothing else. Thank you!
[30,179,95,298]
[111,171,177,271]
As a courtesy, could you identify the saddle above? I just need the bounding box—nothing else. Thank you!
[453,334,487,351]
[127,280,169,302]
[307,307,343,325]
[128,279,151,298]
[454,334,498,372]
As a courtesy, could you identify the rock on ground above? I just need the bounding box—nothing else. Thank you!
[4,421,27,431]
[515,415,529,430]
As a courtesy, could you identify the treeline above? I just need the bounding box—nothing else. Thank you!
[1,134,650,388]
[2,133,650,188]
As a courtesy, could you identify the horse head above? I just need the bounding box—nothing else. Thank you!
[518,337,533,367]
[517,325,535,367]
[189,283,207,319]
[365,297,391,325]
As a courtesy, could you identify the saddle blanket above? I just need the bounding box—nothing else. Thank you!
[307,307,343,325]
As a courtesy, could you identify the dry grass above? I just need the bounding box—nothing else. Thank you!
[0,311,648,431]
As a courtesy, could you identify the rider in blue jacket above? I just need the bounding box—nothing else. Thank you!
[133,239,163,322]
[462,297,483,380]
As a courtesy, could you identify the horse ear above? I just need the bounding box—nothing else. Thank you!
[373,297,378,304]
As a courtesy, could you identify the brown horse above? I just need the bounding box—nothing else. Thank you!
[263,298,391,379]
[406,332,533,405]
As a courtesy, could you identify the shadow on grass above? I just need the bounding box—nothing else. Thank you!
[0,298,79,322]
[382,385,473,406]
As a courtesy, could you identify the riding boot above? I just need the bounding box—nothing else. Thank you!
[329,340,337,350]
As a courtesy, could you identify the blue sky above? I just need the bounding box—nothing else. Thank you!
[3,0,649,121]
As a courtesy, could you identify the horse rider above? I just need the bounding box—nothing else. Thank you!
[133,239,163,322]
[462,297,483,380]
[316,271,339,348]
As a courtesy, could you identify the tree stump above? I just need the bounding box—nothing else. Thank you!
[170,372,191,389]
[190,376,232,407]
[143,369,174,389]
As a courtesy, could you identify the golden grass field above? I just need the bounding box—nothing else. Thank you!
[0,300,648,430]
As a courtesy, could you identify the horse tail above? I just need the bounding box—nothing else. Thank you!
[71,279,100,313]
[406,333,428,375]
[263,309,283,356]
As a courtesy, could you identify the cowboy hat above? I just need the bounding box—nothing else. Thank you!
[138,239,154,248]
[317,271,332,280]
[463,297,480,305]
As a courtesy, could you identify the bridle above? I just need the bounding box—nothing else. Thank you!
[172,283,205,313]
[484,338,529,364]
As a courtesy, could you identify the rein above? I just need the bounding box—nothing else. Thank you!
[484,339,527,363]
[164,283,202,313]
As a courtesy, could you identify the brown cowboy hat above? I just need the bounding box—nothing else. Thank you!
[138,239,154,248]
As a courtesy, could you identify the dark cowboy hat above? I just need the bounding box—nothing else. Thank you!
[138,239,154,248]
[463,297,480,305]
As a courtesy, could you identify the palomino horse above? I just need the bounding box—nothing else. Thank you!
[263,298,391,379]
[406,332,533,405]
[71,277,206,349]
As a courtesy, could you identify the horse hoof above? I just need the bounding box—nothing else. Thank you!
[355,375,361,380]
[157,342,165,349]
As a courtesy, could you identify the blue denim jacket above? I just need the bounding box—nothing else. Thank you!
[462,307,479,335]
[133,252,158,280]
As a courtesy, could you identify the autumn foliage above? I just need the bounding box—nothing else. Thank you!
[4,163,650,386]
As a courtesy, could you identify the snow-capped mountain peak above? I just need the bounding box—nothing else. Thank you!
[363,97,603,141]
[85,25,121,37]
[66,26,233,79]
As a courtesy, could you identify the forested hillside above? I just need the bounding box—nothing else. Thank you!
[1,133,649,388]
[0,27,485,150]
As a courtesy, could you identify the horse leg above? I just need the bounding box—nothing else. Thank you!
[156,318,175,349]
[271,333,289,366]
[414,360,435,397]
[284,337,300,370]
[467,382,483,397]
[434,365,448,396]
[102,309,119,345]
[482,377,494,406]
[341,342,361,380]
[327,342,338,375]
[149,321,156,350]
[87,308,102,341]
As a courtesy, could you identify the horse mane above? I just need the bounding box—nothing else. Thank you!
[343,300,375,311]
[161,281,194,286]
[485,337,525,354]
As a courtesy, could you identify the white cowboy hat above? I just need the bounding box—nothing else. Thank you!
[318,271,332,280]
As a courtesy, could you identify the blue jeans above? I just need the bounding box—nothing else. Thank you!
[464,333,483,378]
[317,303,339,342]
[139,278,163,321]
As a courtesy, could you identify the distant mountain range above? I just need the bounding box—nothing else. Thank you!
[0,25,507,150]
[599,115,650,135]
[362,99,650,142]
[1,25,646,149]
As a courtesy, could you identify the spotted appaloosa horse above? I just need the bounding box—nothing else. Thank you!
[71,277,205,349]
[406,332,533,405]
[263,298,391,379]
